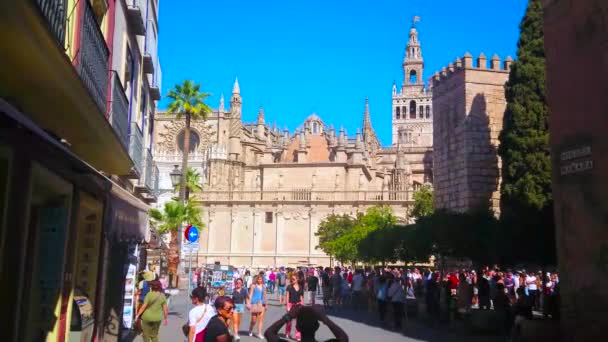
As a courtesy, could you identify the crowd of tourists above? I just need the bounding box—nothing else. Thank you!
[132,264,559,341]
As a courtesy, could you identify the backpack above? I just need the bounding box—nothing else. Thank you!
[139,280,150,303]
[278,273,287,287]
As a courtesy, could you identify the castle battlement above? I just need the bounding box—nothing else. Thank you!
[431,53,513,88]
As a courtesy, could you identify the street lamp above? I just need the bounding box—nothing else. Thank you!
[169,165,182,189]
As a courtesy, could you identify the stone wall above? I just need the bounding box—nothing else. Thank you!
[543,0,608,339]
[432,54,510,213]
[192,203,409,268]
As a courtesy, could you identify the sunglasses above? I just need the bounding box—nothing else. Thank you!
[223,306,234,312]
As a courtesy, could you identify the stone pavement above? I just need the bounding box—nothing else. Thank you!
[131,291,503,342]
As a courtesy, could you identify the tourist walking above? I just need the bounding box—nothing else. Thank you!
[285,274,304,340]
[388,277,406,330]
[205,296,234,342]
[135,280,168,342]
[376,275,389,323]
[306,270,319,305]
[321,267,332,309]
[187,287,214,342]
[330,267,343,307]
[277,267,288,305]
[231,279,249,340]
[247,275,267,339]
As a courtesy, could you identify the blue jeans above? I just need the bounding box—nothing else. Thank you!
[267,280,275,293]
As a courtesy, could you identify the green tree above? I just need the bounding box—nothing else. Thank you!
[166,80,212,202]
[497,0,555,265]
[315,214,356,260]
[410,185,434,221]
[173,167,203,199]
[149,200,203,278]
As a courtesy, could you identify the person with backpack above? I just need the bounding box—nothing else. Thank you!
[277,267,288,305]
[136,271,155,311]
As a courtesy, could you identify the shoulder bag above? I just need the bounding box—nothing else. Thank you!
[182,304,209,337]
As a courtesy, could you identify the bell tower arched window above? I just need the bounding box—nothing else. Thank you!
[426,105,431,118]
[312,122,318,134]
[402,106,407,119]
[419,106,424,118]
[409,101,417,119]
[409,70,417,84]
[395,107,400,119]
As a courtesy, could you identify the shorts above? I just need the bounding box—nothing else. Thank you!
[278,286,286,296]
[234,304,245,314]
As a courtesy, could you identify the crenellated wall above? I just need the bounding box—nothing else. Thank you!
[432,53,511,214]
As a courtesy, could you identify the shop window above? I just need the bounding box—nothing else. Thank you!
[25,163,74,342]
[265,212,273,223]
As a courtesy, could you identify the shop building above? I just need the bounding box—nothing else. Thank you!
[0,1,161,341]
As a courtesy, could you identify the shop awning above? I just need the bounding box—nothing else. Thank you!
[108,181,151,243]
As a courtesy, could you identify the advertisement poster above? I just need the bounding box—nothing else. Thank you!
[122,264,137,329]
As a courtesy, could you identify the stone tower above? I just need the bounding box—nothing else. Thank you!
[229,78,242,160]
[392,16,433,148]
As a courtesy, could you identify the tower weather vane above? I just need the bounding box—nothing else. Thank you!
[412,16,421,27]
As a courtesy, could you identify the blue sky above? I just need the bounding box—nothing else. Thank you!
[158,0,528,146]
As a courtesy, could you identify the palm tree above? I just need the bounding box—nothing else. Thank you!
[150,200,203,284]
[166,80,211,202]
[173,167,203,199]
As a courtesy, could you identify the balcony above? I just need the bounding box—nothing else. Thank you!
[35,0,67,45]
[197,190,411,203]
[109,71,129,150]
[0,1,133,175]
[127,0,146,36]
[137,149,159,202]
[76,0,109,114]
[143,20,157,75]
[128,122,144,177]
[149,60,161,101]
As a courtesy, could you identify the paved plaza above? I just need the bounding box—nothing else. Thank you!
[131,291,503,342]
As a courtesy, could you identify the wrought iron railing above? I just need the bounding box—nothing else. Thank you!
[129,122,144,175]
[127,0,146,35]
[109,71,129,149]
[35,0,68,45]
[198,190,411,202]
[153,164,160,197]
[143,148,154,191]
[144,19,157,71]
[76,0,109,114]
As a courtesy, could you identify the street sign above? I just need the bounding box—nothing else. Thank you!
[184,225,192,241]
[182,243,199,251]
[187,226,199,243]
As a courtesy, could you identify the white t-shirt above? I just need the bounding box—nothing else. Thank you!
[526,276,538,291]
[352,274,364,291]
[188,304,216,335]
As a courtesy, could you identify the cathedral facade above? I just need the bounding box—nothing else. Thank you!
[153,25,433,268]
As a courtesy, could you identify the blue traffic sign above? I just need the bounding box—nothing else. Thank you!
[187,226,199,243]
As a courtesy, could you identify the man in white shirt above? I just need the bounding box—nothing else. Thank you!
[351,270,365,310]
[526,272,538,309]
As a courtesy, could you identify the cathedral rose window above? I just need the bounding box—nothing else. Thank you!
[177,129,200,153]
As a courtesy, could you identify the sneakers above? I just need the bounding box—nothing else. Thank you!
[249,332,253,337]
[255,334,265,340]
[234,335,240,341]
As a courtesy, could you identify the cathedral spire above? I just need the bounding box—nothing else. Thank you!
[363,97,371,131]
[257,106,265,124]
[219,94,225,113]
[232,77,240,94]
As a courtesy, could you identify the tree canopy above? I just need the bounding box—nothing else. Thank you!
[166,80,212,120]
[149,200,203,234]
[410,185,434,221]
[497,0,555,265]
